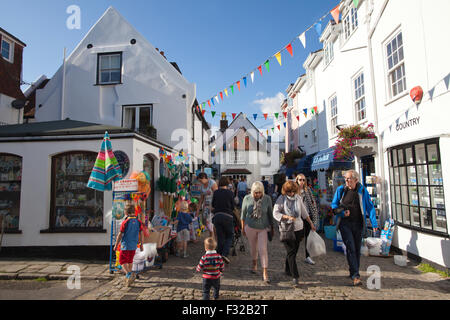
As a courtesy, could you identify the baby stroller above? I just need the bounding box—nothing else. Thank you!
[231,209,246,256]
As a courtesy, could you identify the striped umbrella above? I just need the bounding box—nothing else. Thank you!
[87,132,123,191]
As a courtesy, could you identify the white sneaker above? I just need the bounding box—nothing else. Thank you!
[305,257,315,265]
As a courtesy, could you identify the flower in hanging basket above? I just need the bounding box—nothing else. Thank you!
[334,123,376,160]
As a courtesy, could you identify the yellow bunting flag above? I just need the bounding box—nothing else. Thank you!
[275,52,282,66]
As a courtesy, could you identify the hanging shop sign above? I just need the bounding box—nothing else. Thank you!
[114,179,138,192]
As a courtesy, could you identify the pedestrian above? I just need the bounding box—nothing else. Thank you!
[211,176,235,264]
[113,203,145,287]
[188,202,199,243]
[196,237,224,300]
[331,169,379,286]
[197,172,218,238]
[296,173,319,265]
[240,181,274,283]
[237,176,248,208]
[273,181,316,287]
[175,200,193,258]
[261,176,269,195]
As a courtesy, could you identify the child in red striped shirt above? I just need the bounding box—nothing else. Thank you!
[196,237,224,300]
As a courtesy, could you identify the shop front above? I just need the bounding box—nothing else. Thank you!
[311,147,354,205]
[0,120,168,259]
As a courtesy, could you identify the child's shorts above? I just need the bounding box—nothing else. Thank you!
[177,229,190,242]
[119,250,136,265]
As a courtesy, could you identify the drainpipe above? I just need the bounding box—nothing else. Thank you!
[61,47,67,120]
[367,0,390,226]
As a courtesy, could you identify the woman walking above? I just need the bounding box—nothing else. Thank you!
[197,172,218,238]
[296,174,319,265]
[241,181,274,283]
[273,181,316,287]
[211,176,235,264]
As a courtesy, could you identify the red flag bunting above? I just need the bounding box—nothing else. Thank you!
[258,65,263,76]
[296,115,300,121]
[237,81,241,91]
[283,112,287,118]
[286,43,293,57]
[331,5,340,24]
[220,92,223,100]
[202,110,206,117]
[232,113,237,120]
[277,125,280,131]
[207,100,211,107]
[263,113,268,120]
[313,106,318,114]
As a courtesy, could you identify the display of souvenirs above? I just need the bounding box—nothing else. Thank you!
[53,153,103,229]
[0,155,22,231]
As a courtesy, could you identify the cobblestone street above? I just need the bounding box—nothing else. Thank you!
[80,231,450,301]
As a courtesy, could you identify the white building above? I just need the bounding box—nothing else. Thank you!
[284,0,450,269]
[34,7,209,172]
[211,113,279,186]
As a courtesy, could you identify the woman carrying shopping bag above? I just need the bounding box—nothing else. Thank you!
[241,181,273,283]
[273,181,316,287]
[296,174,319,265]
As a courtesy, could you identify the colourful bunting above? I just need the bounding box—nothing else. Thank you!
[263,113,268,120]
[243,77,247,87]
[253,114,258,121]
[224,88,228,97]
[353,0,359,8]
[313,106,318,114]
[271,128,274,133]
[296,115,300,121]
[264,60,270,72]
[220,92,223,101]
[286,43,293,57]
[215,95,220,104]
[299,32,306,48]
[202,110,206,117]
[330,5,340,24]
[237,81,241,91]
[211,111,216,118]
[258,65,263,76]
[211,98,215,106]
[207,100,211,108]
[250,72,255,83]
[277,125,280,131]
[232,113,237,120]
[283,122,286,128]
[283,112,287,118]
[303,108,308,117]
[274,113,279,119]
[230,85,234,94]
[275,52,282,66]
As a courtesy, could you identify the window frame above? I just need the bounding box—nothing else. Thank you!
[385,30,406,100]
[329,95,338,137]
[1,37,14,63]
[0,153,22,233]
[343,7,358,41]
[121,104,153,133]
[388,139,448,236]
[353,71,367,122]
[96,52,123,85]
[323,38,334,66]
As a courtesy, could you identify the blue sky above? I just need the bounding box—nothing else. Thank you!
[2,0,339,137]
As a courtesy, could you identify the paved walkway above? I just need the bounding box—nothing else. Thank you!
[1,230,449,300]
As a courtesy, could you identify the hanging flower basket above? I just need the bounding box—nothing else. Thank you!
[333,123,376,160]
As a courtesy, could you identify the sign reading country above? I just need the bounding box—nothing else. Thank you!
[114,179,138,192]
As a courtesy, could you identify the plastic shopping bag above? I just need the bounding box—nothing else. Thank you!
[306,231,326,257]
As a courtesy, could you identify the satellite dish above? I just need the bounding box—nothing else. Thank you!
[11,100,26,110]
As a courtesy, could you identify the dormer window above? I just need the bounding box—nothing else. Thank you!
[97,52,122,85]
[324,39,334,66]
[343,7,358,40]
[1,38,13,63]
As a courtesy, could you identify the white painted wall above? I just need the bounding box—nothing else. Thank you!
[0,94,22,125]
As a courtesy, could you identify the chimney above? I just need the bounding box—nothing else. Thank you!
[220,114,228,133]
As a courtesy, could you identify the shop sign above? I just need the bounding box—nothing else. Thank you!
[396,117,420,132]
[312,153,330,165]
[114,179,138,192]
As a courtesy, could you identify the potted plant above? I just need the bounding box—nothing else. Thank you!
[333,123,376,160]
[140,125,157,139]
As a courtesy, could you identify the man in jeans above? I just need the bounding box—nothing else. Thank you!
[331,170,379,286]
[237,176,248,208]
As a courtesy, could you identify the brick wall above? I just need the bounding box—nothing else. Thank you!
[0,32,25,100]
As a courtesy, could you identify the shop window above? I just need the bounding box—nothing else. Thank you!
[51,152,103,231]
[388,139,447,235]
[0,154,22,232]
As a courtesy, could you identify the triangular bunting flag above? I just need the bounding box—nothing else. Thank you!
[429,87,435,101]
[314,22,322,36]
[296,115,300,121]
[311,108,315,115]
[313,106,318,114]
[258,65,263,76]
[274,113,279,119]
[207,100,211,107]
[215,95,220,104]
[353,0,359,8]
[283,112,287,118]
[299,32,306,48]
[271,128,274,133]
[224,88,228,97]
[444,73,450,89]
[286,43,293,57]
[202,110,206,117]
[202,103,206,109]
[253,114,257,121]
[283,122,286,128]
[331,5,340,24]
[220,92,223,101]
[263,113,268,120]
[237,81,241,91]
[211,98,215,106]
[221,112,226,119]
[303,108,308,117]
[277,125,280,131]
[275,52,282,66]
[232,113,237,120]
[264,60,270,72]
[211,111,216,118]
[230,85,234,94]
[266,130,269,136]
[243,77,247,87]
[250,72,255,83]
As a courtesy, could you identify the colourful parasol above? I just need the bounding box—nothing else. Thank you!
[87,132,123,191]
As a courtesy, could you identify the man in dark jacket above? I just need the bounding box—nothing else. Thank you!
[331,170,379,286]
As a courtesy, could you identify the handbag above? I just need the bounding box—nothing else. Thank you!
[279,222,296,242]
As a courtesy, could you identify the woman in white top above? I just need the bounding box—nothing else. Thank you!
[273,180,316,287]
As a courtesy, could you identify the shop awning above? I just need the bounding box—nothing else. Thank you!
[311,147,353,171]
[296,153,317,175]
[221,168,252,175]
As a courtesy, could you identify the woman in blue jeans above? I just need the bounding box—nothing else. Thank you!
[331,170,379,286]
[211,176,236,264]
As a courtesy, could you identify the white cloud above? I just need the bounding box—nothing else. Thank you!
[253,92,286,138]
[255,91,264,97]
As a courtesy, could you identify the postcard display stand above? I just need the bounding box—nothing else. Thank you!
[365,175,381,237]
[109,180,161,274]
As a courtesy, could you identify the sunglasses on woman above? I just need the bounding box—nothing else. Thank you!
[297,179,305,182]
